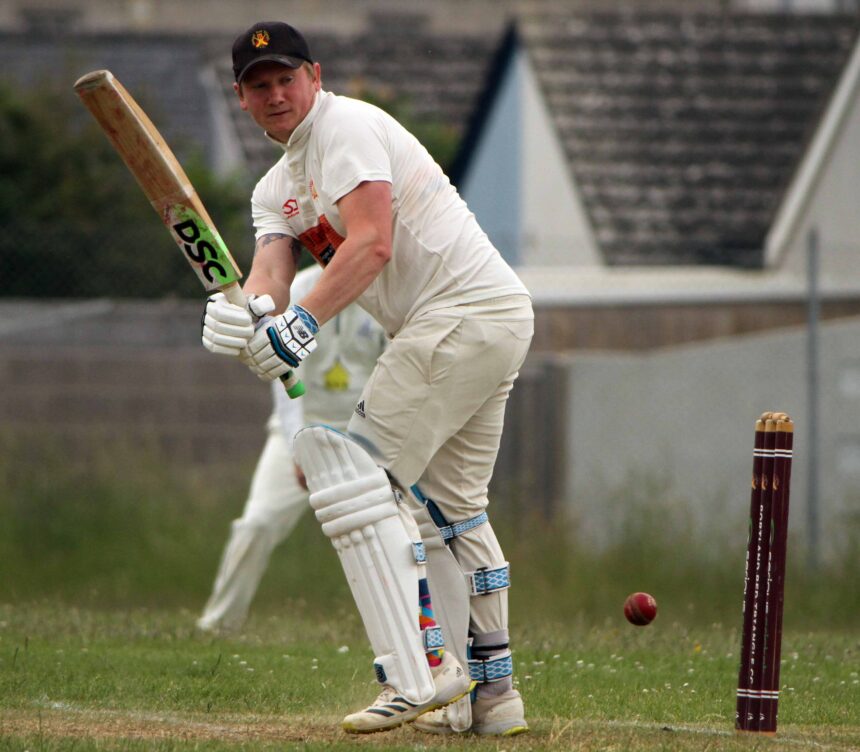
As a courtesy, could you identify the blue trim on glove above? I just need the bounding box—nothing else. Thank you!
[266,327,300,367]
[291,304,319,334]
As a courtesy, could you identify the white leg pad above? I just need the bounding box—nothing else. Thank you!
[294,425,435,706]
[411,502,473,731]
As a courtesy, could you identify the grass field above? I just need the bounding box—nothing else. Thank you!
[1,435,858,749]
[1,604,858,750]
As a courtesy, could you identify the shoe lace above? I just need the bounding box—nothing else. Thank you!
[369,686,399,707]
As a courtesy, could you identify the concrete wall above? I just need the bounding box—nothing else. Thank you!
[3,300,857,559]
[563,316,860,560]
[0,301,272,465]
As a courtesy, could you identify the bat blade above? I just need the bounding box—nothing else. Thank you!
[73,69,242,293]
[74,69,304,398]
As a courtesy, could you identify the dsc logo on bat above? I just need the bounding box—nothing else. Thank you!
[164,205,240,289]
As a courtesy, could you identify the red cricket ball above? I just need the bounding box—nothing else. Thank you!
[624,592,657,626]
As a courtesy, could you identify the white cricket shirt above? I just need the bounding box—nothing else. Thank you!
[251,90,529,337]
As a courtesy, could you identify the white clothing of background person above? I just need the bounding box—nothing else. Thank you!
[197,265,386,632]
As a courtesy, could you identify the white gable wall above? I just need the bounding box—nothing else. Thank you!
[521,50,601,267]
[766,37,860,284]
[460,44,601,267]
[459,50,522,264]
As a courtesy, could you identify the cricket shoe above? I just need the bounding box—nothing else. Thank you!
[412,688,529,736]
[342,651,474,734]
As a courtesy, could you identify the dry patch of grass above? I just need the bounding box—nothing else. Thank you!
[3,707,860,752]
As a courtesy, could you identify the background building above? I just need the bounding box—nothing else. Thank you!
[1,0,859,565]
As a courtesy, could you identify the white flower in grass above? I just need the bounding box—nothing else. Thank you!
[337,645,349,653]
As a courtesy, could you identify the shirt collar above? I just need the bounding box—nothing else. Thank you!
[265,90,327,152]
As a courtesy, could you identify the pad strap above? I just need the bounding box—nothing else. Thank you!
[437,512,489,541]
[423,625,445,652]
[409,485,489,542]
[466,564,511,596]
[469,649,513,683]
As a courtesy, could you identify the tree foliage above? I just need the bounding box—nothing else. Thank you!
[0,78,461,299]
[0,81,252,298]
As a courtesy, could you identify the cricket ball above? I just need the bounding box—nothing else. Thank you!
[624,592,657,626]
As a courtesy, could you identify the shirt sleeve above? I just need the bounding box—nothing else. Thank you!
[251,173,296,241]
[319,107,393,204]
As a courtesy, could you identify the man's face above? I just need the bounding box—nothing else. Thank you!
[235,61,321,142]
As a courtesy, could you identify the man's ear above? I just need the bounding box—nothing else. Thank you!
[234,81,249,111]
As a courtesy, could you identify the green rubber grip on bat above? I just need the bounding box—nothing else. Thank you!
[283,373,305,399]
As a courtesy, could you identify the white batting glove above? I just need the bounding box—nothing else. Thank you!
[241,304,319,381]
[202,292,275,357]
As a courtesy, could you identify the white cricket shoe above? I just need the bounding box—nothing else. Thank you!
[412,688,529,736]
[342,651,474,734]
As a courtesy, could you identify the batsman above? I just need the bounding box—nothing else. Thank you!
[202,20,533,736]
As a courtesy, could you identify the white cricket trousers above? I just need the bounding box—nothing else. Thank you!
[346,295,534,638]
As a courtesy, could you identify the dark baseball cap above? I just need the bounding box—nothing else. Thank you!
[232,22,313,84]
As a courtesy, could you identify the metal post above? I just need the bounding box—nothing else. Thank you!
[806,228,820,573]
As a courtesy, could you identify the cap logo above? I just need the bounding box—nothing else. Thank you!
[251,30,270,49]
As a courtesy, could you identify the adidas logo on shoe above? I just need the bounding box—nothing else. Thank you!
[342,652,473,734]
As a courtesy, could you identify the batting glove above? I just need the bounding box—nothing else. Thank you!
[202,292,276,357]
[241,304,319,381]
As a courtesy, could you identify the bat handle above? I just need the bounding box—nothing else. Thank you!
[222,282,305,399]
[280,370,306,398]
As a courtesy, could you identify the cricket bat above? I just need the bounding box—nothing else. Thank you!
[73,69,304,398]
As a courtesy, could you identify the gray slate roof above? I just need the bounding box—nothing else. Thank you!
[518,10,860,267]
[211,27,496,179]
[0,31,214,164]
